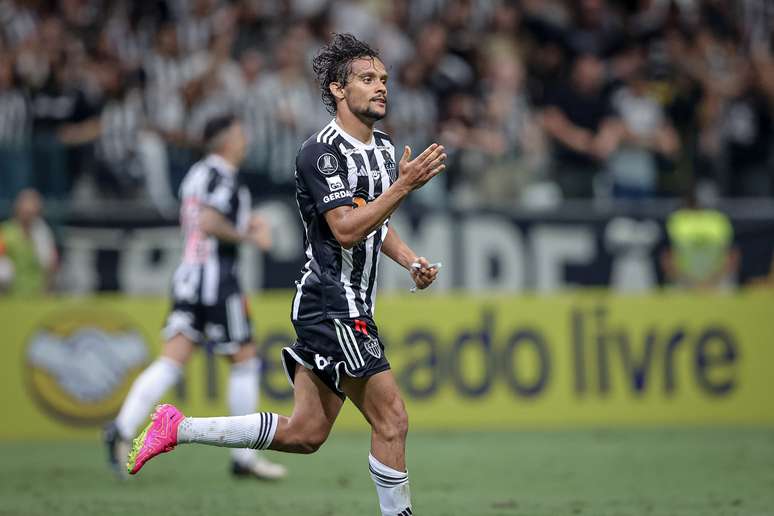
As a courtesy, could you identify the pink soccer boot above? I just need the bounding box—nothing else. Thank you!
[127,404,184,475]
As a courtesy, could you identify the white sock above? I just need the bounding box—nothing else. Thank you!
[115,357,181,439]
[368,453,412,516]
[177,413,278,450]
[228,358,260,465]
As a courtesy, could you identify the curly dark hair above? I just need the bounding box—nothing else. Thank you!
[312,33,380,115]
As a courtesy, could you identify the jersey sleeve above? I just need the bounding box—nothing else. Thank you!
[202,170,236,215]
[296,142,353,213]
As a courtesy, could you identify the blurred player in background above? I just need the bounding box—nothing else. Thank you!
[126,34,446,516]
[104,114,287,481]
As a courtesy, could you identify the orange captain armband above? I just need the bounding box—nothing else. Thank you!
[352,197,367,208]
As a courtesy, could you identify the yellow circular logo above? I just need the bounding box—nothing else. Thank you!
[25,309,150,426]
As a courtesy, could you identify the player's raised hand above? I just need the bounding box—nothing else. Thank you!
[398,143,446,191]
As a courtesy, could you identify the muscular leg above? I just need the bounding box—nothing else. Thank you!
[229,342,257,363]
[269,365,344,454]
[160,333,197,364]
[342,370,412,516]
[176,364,343,455]
[342,370,408,470]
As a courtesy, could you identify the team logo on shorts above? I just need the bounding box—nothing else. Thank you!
[25,309,150,425]
[316,153,339,176]
[363,335,381,359]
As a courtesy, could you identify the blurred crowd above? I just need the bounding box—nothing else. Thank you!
[0,0,773,214]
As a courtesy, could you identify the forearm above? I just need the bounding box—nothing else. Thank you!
[58,119,101,145]
[205,221,244,243]
[200,209,244,244]
[381,226,416,270]
[543,114,593,154]
[327,180,412,248]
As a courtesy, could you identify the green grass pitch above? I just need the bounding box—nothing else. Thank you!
[1,429,773,516]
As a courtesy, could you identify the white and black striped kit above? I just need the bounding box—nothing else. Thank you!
[173,154,250,305]
[291,119,397,325]
[0,3,37,48]
[0,89,29,146]
[243,74,326,182]
[96,89,144,166]
[163,154,252,353]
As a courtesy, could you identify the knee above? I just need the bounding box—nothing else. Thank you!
[295,430,328,454]
[373,398,408,443]
[287,420,330,454]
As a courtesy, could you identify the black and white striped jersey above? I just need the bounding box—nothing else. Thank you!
[0,89,29,146]
[96,89,144,166]
[243,74,327,182]
[291,120,398,325]
[171,154,251,306]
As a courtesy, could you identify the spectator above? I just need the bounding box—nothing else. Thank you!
[0,0,38,50]
[369,0,414,70]
[718,67,772,197]
[21,16,90,199]
[439,48,546,207]
[688,27,749,193]
[244,24,326,185]
[185,32,245,145]
[437,91,479,203]
[142,22,207,144]
[239,47,267,174]
[384,60,440,205]
[0,189,57,296]
[415,22,475,100]
[540,53,625,198]
[100,2,148,71]
[0,55,31,202]
[660,187,739,290]
[0,0,771,210]
[563,0,625,58]
[58,62,146,197]
[475,49,546,205]
[175,0,220,54]
[608,64,680,199]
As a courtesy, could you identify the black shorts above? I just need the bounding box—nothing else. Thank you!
[163,292,253,355]
[282,317,390,399]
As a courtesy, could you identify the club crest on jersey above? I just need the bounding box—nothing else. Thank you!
[325,175,344,192]
[384,157,397,181]
[364,335,381,359]
[316,153,339,176]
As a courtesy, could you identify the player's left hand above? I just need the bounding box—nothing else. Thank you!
[410,257,439,290]
[247,213,272,251]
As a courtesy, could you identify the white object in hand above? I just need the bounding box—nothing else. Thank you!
[409,262,442,293]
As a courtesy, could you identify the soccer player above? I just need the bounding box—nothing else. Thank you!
[127,34,445,516]
[104,114,287,481]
